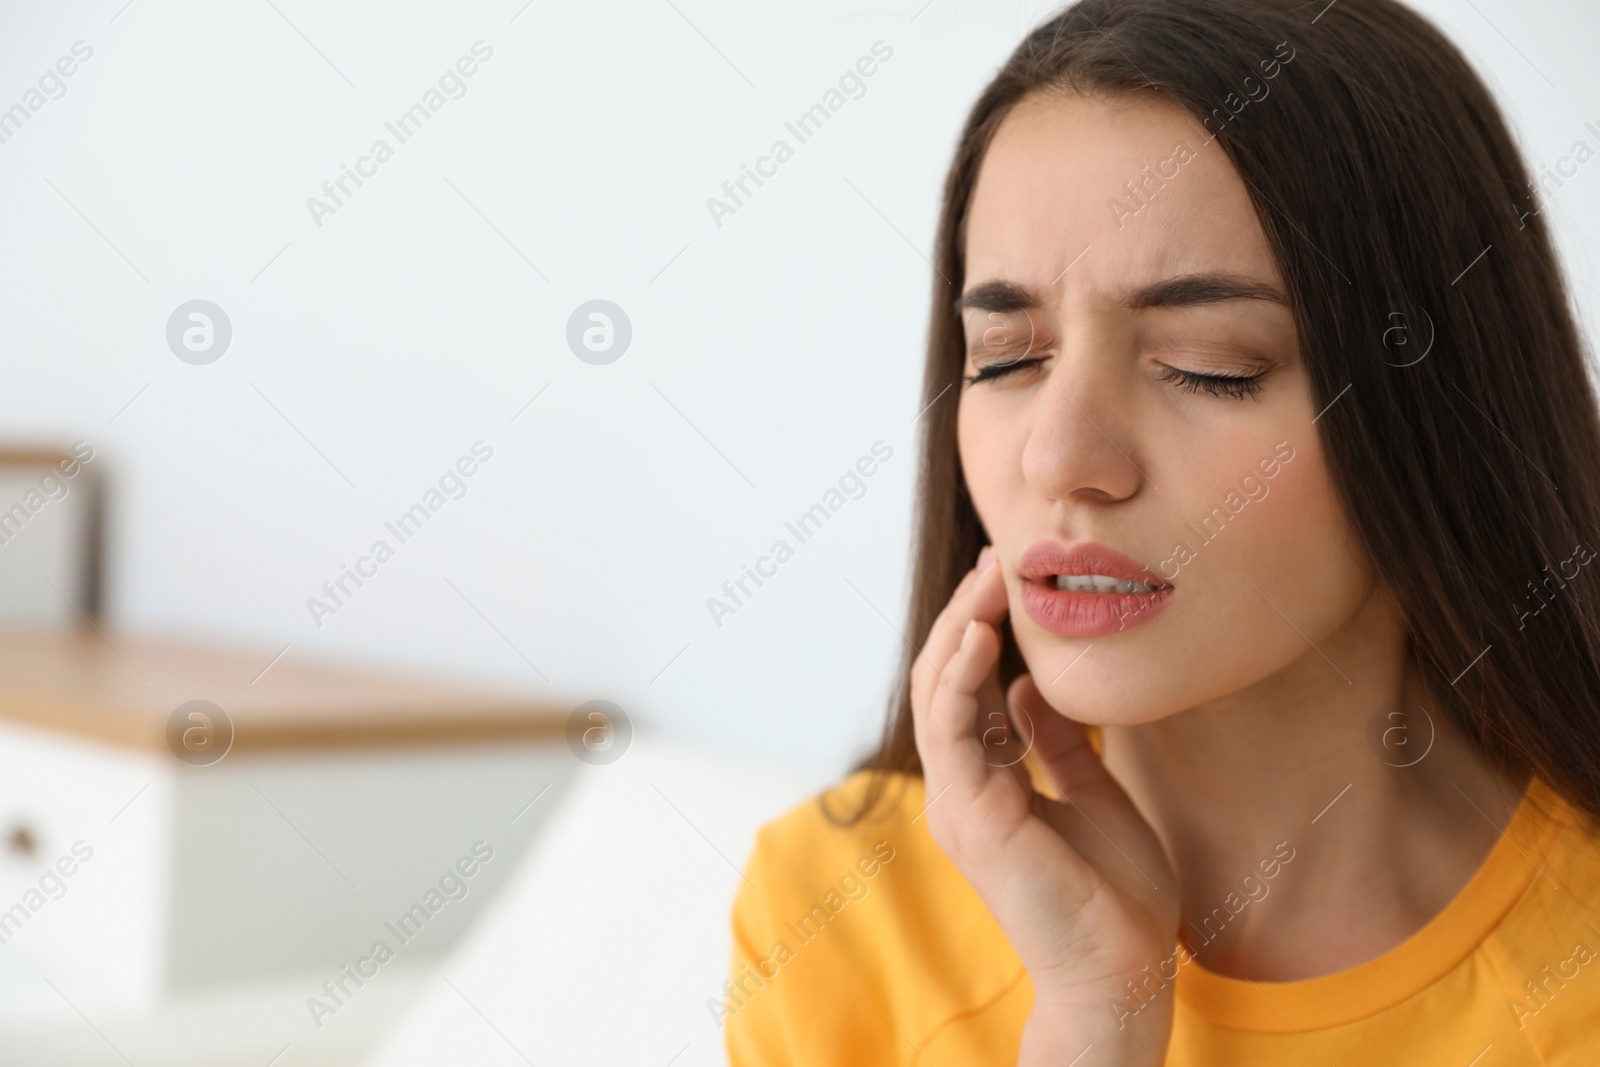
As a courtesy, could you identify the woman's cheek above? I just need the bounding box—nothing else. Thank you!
[1233,438,1370,639]
[958,400,1030,538]
[1146,439,1333,684]
[957,415,997,531]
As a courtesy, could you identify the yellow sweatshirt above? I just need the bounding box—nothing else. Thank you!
[723,747,1600,1065]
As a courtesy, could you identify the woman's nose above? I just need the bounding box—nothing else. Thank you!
[1020,343,1146,505]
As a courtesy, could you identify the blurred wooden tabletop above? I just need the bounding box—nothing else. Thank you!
[0,627,569,754]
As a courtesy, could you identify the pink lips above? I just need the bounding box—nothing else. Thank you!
[1017,539,1174,637]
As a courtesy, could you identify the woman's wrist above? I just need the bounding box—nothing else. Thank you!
[1020,991,1173,1067]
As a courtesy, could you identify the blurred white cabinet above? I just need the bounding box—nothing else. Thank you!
[0,629,576,1013]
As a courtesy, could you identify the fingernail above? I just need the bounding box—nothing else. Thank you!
[976,545,995,574]
[959,618,979,652]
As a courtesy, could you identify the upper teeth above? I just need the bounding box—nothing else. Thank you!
[1053,574,1156,594]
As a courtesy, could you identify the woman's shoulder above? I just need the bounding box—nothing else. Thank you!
[733,768,980,934]
[750,767,926,859]
[737,763,1050,928]
[724,768,1027,1061]
[736,748,1074,919]
[750,742,1082,859]
[1469,777,1600,1044]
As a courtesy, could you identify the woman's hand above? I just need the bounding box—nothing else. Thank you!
[908,545,1180,1067]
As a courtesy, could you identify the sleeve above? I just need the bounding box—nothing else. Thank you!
[723,825,797,1067]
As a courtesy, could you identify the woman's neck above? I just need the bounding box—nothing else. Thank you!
[1097,585,1529,981]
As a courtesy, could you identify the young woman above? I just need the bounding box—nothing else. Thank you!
[723,0,1600,1062]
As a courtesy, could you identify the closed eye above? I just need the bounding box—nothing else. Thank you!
[962,356,1045,387]
[962,357,1268,399]
[1157,365,1265,401]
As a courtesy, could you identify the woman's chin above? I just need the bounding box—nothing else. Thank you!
[1024,682,1181,729]
[1047,702,1175,729]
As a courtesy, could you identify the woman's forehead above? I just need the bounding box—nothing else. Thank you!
[964,91,1280,303]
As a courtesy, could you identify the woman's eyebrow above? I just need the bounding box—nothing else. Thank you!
[1126,273,1288,309]
[953,279,1038,314]
[952,273,1287,315]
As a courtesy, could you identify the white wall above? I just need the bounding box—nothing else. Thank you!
[0,0,1596,781]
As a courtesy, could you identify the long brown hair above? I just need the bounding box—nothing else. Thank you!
[830,0,1600,827]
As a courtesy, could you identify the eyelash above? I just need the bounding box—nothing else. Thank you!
[962,357,1265,401]
[962,357,1040,387]
[1155,364,1266,401]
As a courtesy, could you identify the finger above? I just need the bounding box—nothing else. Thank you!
[910,553,992,701]
[910,551,1009,730]
[916,616,1004,793]
[1007,673,1126,804]
[974,665,1037,788]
